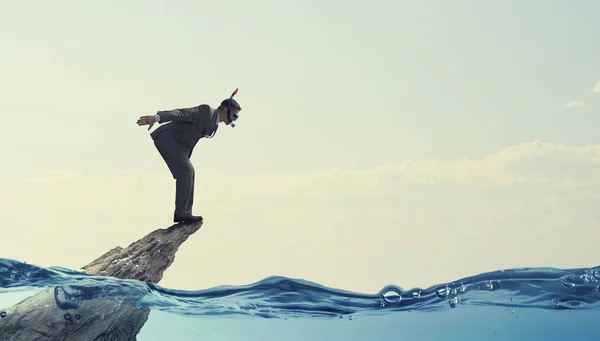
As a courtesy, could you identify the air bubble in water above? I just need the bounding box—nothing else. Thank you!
[412,291,421,299]
[64,313,72,321]
[380,286,402,305]
[449,297,459,308]
[436,287,449,298]
[54,287,82,310]
[486,281,494,290]
[561,278,576,288]
[0,311,6,318]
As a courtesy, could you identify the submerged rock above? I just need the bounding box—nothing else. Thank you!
[0,222,202,341]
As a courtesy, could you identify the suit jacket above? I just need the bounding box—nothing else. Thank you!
[150,104,219,153]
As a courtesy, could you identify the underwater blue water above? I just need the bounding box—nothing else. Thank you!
[0,257,599,340]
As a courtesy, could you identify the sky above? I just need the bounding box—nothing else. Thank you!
[0,0,599,294]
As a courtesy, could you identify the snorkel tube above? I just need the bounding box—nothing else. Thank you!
[227,88,239,128]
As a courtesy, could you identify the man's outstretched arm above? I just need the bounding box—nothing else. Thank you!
[136,105,210,130]
[156,105,209,124]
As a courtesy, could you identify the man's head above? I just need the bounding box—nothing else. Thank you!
[217,98,242,125]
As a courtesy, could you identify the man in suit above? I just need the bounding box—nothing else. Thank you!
[136,97,242,224]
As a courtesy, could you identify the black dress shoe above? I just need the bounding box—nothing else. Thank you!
[174,214,203,224]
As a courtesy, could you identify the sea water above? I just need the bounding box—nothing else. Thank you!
[0,258,598,340]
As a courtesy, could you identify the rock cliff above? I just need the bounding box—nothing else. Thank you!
[0,222,202,341]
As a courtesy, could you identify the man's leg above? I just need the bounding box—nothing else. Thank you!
[185,166,195,215]
[174,161,194,217]
[153,132,202,223]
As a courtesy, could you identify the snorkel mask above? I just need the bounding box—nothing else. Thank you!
[227,88,239,128]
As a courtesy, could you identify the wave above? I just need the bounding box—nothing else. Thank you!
[1,258,599,320]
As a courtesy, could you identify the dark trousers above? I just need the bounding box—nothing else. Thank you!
[153,131,194,217]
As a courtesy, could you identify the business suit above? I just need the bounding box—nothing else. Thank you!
[149,104,219,221]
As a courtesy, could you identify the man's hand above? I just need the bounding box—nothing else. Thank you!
[136,115,156,131]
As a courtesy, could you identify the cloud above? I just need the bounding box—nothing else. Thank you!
[23,170,81,183]
[594,83,600,93]
[5,141,600,200]
[566,100,584,108]
[2,141,600,292]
